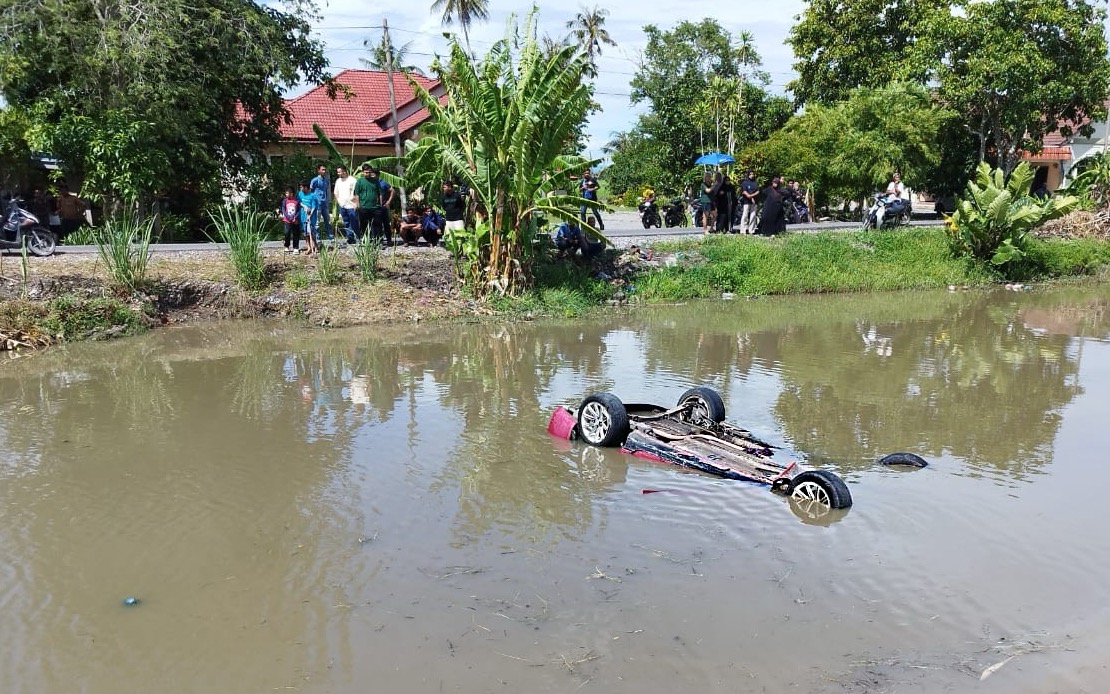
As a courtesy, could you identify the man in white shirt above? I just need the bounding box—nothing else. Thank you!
[333,165,359,243]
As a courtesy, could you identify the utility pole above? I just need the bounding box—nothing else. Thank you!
[382,17,407,208]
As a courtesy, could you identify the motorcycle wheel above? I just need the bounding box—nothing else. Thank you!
[861,215,874,231]
[653,214,661,228]
[641,216,651,229]
[25,226,56,257]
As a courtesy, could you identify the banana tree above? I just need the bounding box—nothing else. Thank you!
[404,8,599,296]
[947,160,1079,269]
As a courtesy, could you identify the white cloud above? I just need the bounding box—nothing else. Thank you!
[309,1,806,155]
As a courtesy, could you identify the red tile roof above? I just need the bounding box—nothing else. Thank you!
[281,69,442,144]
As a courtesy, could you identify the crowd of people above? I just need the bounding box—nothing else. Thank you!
[686,170,810,236]
[278,162,466,255]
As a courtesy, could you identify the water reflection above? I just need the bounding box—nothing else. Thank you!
[2,288,1110,691]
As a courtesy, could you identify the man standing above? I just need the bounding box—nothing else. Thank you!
[738,169,759,234]
[440,180,466,236]
[354,165,394,244]
[578,168,603,230]
[54,183,88,241]
[333,165,358,243]
[309,163,331,242]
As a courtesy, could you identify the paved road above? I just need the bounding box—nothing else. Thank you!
[31,209,943,255]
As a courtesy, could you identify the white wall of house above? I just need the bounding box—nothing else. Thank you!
[1064,120,1110,180]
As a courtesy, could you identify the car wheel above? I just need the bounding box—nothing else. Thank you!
[577,393,630,447]
[26,226,57,257]
[878,452,928,468]
[677,386,726,425]
[789,470,852,509]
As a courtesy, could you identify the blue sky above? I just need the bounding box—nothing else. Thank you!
[304,1,806,157]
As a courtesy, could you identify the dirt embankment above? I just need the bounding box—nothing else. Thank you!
[0,246,478,346]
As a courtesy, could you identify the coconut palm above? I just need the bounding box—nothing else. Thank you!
[406,10,598,296]
[566,6,616,75]
[360,34,425,75]
[431,0,489,57]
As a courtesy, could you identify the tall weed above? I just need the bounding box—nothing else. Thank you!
[96,209,154,291]
[352,237,381,281]
[314,243,343,285]
[210,205,268,290]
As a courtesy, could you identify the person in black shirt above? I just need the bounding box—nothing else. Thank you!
[441,180,466,233]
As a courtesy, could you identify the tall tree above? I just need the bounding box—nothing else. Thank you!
[0,0,330,209]
[937,0,1110,175]
[430,0,490,57]
[566,6,616,75]
[361,34,426,75]
[787,0,945,106]
[629,19,781,188]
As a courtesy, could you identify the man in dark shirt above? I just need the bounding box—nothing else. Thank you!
[738,170,759,234]
[441,180,466,233]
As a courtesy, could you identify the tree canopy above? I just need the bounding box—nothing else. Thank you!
[0,0,330,206]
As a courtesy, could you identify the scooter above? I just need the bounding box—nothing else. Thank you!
[1,198,57,256]
[638,198,661,229]
[662,197,689,227]
[862,194,911,230]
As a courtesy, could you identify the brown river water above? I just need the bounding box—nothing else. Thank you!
[2,287,1110,693]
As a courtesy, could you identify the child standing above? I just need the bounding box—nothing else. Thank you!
[279,187,301,253]
[297,180,318,256]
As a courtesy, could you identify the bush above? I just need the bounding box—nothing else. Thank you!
[95,209,154,290]
[351,237,381,281]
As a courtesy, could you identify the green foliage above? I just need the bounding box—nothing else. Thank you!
[284,269,310,290]
[405,9,596,296]
[947,162,1080,272]
[0,106,33,191]
[95,209,154,290]
[41,295,147,341]
[0,0,330,207]
[209,206,270,290]
[241,148,317,214]
[787,0,945,106]
[1062,152,1110,209]
[937,0,1110,174]
[627,19,787,189]
[351,237,382,282]
[633,228,995,300]
[743,83,949,205]
[314,243,343,285]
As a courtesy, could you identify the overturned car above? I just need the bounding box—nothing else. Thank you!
[548,387,854,512]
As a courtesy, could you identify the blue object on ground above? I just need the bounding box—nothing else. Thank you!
[122,596,141,606]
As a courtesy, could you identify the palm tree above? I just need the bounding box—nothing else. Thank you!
[566,6,616,74]
[431,0,489,57]
[360,35,425,75]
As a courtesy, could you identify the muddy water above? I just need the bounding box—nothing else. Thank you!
[3,287,1110,693]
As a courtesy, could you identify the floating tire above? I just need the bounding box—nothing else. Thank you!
[677,386,726,425]
[878,452,929,468]
[576,393,630,447]
[789,470,853,509]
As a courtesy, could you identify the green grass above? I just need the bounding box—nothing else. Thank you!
[314,243,344,285]
[632,228,1002,300]
[489,254,615,317]
[351,237,381,282]
[42,295,149,341]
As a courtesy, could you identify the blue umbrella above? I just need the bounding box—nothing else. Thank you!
[695,152,735,166]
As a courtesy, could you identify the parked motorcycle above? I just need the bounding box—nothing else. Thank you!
[1,198,56,256]
[638,199,662,229]
[662,197,689,227]
[862,194,911,230]
[784,198,810,224]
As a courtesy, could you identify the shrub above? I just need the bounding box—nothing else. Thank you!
[314,242,343,285]
[946,161,1079,273]
[351,236,381,281]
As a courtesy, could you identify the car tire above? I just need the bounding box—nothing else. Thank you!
[789,470,853,509]
[878,452,928,468]
[577,393,630,447]
[677,386,726,425]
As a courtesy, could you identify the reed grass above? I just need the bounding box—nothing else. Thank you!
[314,242,343,285]
[95,209,154,291]
[209,206,268,290]
[351,237,381,281]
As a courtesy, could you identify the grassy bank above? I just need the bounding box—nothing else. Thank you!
[626,227,1110,301]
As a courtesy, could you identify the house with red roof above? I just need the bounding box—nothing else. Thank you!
[263,68,445,165]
